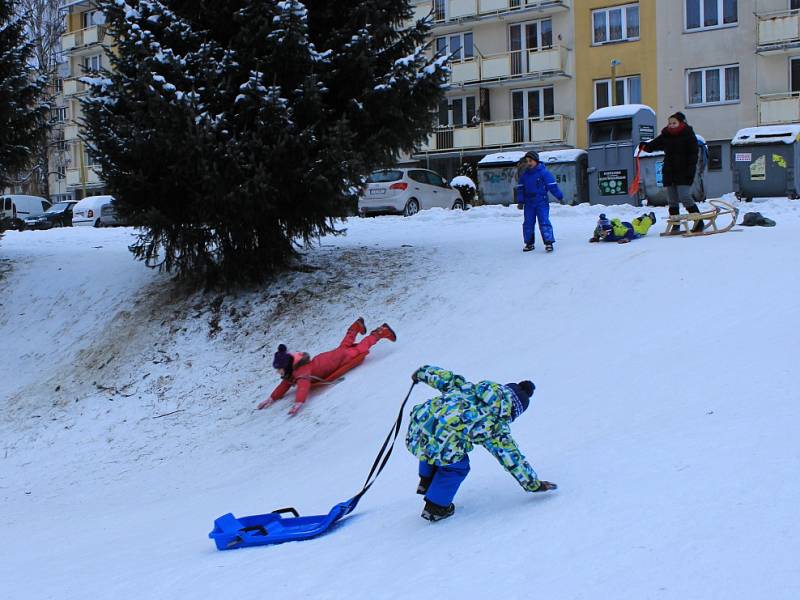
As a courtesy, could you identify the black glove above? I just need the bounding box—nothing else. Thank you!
[411,371,419,383]
[532,480,557,492]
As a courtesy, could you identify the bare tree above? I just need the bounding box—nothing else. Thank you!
[16,0,66,199]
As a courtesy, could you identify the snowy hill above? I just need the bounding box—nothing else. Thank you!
[2,199,799,599]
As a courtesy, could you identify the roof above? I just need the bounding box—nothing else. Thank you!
[587,104,656,122]
[732,125,800,146]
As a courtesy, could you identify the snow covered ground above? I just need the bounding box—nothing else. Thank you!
[2,198,799,599]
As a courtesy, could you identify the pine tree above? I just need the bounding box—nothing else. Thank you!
[0,0,47,235]
[82,0,448,287]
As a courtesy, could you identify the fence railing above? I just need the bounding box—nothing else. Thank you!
[756,9,800,48]
[416,0,569,24]
[757,92,800,125]
[61,25,109,51]
[418,114,570,152]
[450,45,569,85]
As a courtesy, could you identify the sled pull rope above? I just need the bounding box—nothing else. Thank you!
[351,381,417,504]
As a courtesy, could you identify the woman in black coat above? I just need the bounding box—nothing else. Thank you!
[639,112,703,233]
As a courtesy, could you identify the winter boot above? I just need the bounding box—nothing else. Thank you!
[648,211,657,225]
[688,206,704,233]
[416,476,432,495]
[370,323,397,342]
[421,500,455,522]
[350,317,367,335]
[545,242,554,252]
[523,243,534,252]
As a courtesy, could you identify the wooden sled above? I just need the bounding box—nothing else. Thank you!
[660,199,739,237]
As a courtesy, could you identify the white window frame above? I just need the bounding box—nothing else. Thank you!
[686,64,740,106]
[435,31,474,63]
[593,75,642,109]
[438,95,478,127]
[53,106,67,123]
[591,3,640,45]
[83,54,102,72]
[684,0,738,33]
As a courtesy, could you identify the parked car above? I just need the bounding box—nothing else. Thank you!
[1,194,51,229]
[72,195,115,227]
[22,201,77,230]
[98,198,126,226]
[358,168,465,216]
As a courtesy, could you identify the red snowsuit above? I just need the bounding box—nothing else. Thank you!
[269,327,380,406]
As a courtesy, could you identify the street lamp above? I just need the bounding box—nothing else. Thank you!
[610,59,622,106]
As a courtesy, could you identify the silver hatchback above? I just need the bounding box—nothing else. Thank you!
[359,168,465,216]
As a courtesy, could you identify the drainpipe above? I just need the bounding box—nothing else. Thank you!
[611,59,622,105]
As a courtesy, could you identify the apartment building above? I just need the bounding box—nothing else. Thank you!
[56,0,111,201]
[410,0,577,178]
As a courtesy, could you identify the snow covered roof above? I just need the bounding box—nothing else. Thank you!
[478,149,586,166]
[478,151,526,165]
[587,104,656,122]
[539,149,587,163]
[732,125,800,146]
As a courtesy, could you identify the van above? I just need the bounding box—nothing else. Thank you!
[72,195,114,227]
[1,195,52,229]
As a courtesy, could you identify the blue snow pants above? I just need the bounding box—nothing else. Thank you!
[523,200,555,245]
[419,456,470,506]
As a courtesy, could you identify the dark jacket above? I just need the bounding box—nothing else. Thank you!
[641,124,699,187]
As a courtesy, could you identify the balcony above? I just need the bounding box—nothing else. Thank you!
[450,45,570,87]
[756,10,800,54]
[415,0,570,26]
[66,167,101,187]
[757,93,800,125]
[417,114,571,152]
[61,25,110,52]
[64,124,80,141]
[63,77,89,97]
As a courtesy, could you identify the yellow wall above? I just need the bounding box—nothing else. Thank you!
[574,0,657,147]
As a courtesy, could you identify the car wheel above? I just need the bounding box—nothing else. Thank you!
[403,198,420,217]
[452,199,464,210]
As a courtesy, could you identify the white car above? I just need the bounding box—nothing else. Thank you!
[359,168,465,216]
[72,195,115,227]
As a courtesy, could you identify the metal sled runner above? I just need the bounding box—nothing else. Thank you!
[660,199,739,237]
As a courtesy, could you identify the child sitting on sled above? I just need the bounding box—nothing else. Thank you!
[257,318,396,415]
[589,212,656,244]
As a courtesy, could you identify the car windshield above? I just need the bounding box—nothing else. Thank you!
[367,170,402,183]
[45,202,72,214]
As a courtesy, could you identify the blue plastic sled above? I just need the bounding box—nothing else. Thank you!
[209,496,359,550]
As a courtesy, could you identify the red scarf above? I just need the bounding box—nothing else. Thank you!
[666,122,687,135]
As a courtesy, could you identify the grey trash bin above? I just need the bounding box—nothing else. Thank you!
[636,134,707,206]
[538,149,588,205]
[587,104,657,206]
[477,149,588,206]
[731,125,800,201]
[476,151,525,206]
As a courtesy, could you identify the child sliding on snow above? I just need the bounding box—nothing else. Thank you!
[589,212,656,244]
[405,365,557,522]
[257,318,396,415]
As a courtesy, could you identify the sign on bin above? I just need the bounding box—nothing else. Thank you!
[655,161,663,187]
[598,169,628,196]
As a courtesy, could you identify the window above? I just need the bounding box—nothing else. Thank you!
[83,54,101,72]
[54,78,63,94]
[687,65,739,105]
[793,0,800,10]
[82,10,100,28]
[592,4,639,44]
[424,171,448,188]
[438,96,477,127]
[433,0,446,21]
[435,32,474,62]
[792,57,800,94]
[707,144,723,171]
[85,149,100,167]
[590,119,633,144]
[685,0,737,31]
[52,106,67,123]
[594,75,642,109]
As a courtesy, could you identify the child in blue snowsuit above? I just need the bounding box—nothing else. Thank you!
[405,365,557,522]
[516,151,564,252]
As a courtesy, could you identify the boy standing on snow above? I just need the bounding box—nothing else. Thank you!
[257,318,396,415]
[516,151,564,252]
[405,365,557,522]
[589,212,657,244]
